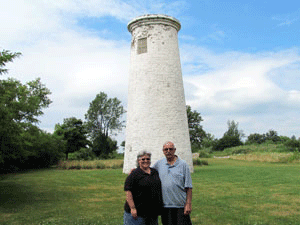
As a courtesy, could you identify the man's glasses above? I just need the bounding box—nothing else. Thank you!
[140,158,151,161]
[163,148,174,151]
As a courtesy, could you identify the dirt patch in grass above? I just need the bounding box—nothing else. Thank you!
[271,210,300,217]
[272,193,300,204]
[259,203,300,217]
[84,185,99,190]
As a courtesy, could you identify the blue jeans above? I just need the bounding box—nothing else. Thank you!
[123,211,158,225]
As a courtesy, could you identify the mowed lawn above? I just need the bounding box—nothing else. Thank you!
[0,159,299,225]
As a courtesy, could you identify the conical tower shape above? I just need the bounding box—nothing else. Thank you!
[123,14,193,173]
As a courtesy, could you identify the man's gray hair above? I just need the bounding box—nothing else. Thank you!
[136,151,152,167]
[162,141,176,149]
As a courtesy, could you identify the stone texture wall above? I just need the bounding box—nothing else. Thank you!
[123,15,193,173]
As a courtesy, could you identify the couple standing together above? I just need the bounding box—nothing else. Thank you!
[124,141,193,225]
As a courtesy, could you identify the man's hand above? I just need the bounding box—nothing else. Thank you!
[184,203,192,215]
[131,208,138,219]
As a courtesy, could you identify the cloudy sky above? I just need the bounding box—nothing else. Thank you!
[1,0,300,145]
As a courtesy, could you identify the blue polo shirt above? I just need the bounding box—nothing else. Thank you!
[152,156,192,208]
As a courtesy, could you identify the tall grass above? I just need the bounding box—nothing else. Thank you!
[211,143,300,163]
[57,159,123,170]
[230,152,297,163]
[223,143,293,155]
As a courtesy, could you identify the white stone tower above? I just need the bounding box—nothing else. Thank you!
[123,14,193,173]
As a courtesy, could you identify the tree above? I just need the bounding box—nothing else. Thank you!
[186,105,206,151]
[0,49,21,75]
[1,78,52,125]
[85,92,125,139]
[246,133,266,144]
[224,120,244,140]
[92,133,118,158]
[213,120,244,151]
[0,50,53,172]
[284,137,300,152]
[213,136,243,151]
[120,140,126,153]
[85,92,125,158]
[54,117,90,160]
[19,125,64,168]
[120,141,125,148]
[265,129,281,143]
[201,133,217,149]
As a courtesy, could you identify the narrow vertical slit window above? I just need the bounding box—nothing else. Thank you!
[137,38,147,54]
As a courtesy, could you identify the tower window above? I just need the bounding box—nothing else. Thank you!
[137,38,147,54]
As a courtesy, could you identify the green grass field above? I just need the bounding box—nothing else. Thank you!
[1,158,299,225]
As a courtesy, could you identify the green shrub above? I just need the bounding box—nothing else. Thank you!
[193,158,208,166]
[279,152,300,163]
[191,144,201,153]
[246,133,266,144]
[213,136,243,151]
[96,162,106,169]
[290,152,300,161]
[284,139,300,152]
[82,165,94,169]
[231,148,252,155]
[68,165,81,170]
[68,148,96,161]
[198,150,212,158]
[57,160,67,169]
[111,163,123,169]
[56,159,124,170]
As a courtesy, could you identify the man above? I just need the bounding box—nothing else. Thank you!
[152,141,193,225]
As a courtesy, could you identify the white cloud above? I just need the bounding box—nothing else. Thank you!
[183,46,300,110]
[8,32,130,132]
[272,8,300,27]
[182,46,300,137]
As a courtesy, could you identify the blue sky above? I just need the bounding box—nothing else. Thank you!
[1,0,300,145]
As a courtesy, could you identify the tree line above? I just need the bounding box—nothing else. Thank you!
[0,50,125,173]
[1,49,299,172]
[187,108,300,153]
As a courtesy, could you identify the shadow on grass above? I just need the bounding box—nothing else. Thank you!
[0,181,36,213]
[0,168,60,214]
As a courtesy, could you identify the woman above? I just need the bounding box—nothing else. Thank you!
[124,151,163,225]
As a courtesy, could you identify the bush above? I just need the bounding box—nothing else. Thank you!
[201,135,217,149]
[198,150,212,158]
[279,152,300,163]
[191,143,201,153]
[68,165,81,170]
[56,159,124,170]
[92,134,117,159]
[284,139,300,152]
[82,164,94,169]
[193,158,208,166]
[213,136,243,151]
[111,163,123,169]
[69,148,96,160]
[246,133,266,145]
[96,163,106,169]
[231,148,253,155]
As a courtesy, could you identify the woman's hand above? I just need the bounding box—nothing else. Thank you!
[131,208,138,219]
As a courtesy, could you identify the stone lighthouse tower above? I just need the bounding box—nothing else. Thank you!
[123,14,193,173]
